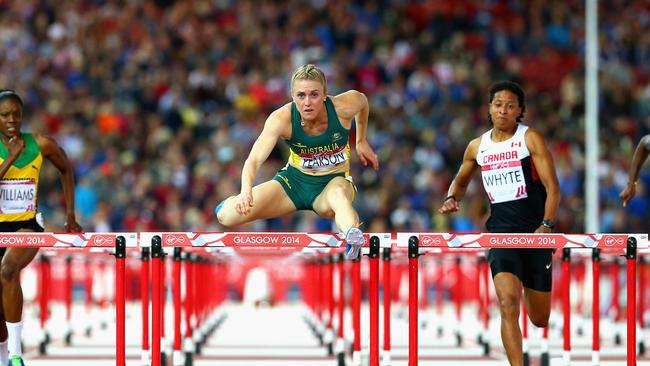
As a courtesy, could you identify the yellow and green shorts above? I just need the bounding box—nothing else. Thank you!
[273,165,356,211]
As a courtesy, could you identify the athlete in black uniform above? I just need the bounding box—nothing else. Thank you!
[439,81,560,366]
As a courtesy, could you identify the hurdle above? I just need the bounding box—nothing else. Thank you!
[14,230,640,366]
[394,232,648,366]
[0,232,138,366]
[139,232,332,366]
[132,231,650,366]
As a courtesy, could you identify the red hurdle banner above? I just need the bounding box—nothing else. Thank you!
[395,232,647,251]
[141,231,346,251]
[394,232,647,366]
[0,232,138,366]
[0,232,137,249]
[21,231,638,366]
[137,232,391,366]
[140,231,392,252]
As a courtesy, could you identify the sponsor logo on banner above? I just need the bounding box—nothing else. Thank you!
[420,235,442,247]
[602,235,625,247]
[164,234,190,246]
[92,235,115,247]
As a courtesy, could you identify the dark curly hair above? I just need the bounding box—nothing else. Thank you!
[488,81,525,124]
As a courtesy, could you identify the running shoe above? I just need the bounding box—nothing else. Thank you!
[8,356,24,366]
[214,200,225,216]
[345,227,365,260]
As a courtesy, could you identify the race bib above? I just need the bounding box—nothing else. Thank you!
[0,179,37,214]
[481,161,528,203]
[290,143,350,173]
[299,149,348,171]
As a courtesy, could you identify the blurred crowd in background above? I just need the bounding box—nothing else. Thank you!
[1,0,649,234]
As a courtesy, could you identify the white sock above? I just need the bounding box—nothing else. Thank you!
[6,321,22,357]
[0,340,8,365]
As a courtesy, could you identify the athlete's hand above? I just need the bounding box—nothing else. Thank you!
[535,225,553,233]
[438,197,459,214]
[6,136,24,160]
[235,190,254,216]
[65,219,83,233]
[619,182,637,207]
[356,140,379,171]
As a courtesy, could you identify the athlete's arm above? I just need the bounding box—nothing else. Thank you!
[236,105,291,215]
[439,137,480,214]
[332,90,378,170]
[620,134,650,206]
[525,129,560,231]
[35,134,83,232]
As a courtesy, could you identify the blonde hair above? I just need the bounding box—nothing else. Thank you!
[291,64,326,93]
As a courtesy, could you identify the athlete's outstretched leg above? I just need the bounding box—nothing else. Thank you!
[1,246,38,364]
[312,177,363,259]
[493,272,523,366]
[216,180,296,227]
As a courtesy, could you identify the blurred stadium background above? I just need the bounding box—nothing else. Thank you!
[3,1,650,364]
[2,0,648,236]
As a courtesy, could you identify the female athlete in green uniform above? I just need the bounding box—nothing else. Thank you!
[216,65,379,259]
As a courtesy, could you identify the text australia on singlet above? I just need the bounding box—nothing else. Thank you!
[477,127,529,204]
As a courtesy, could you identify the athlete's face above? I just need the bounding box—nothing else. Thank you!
[0,98,23,139]
[292,79,326,122]
[489,90,522,131]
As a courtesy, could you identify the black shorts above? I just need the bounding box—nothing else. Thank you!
[488,248,553,292]
[0,218,45,256]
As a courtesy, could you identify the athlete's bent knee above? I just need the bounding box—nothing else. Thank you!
[216,209,229,226]
[217,211,238,227]
[327,184,352,203]
[530,317,549,328]
[0,262,20,284]
[497,296,520,320]
[529,312,550,328]
[216,198,238,227]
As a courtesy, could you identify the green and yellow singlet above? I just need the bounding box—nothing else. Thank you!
[0,133,42,222]
[286,98,351,176]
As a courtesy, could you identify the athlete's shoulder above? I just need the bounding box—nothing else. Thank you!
[268,102,292,120]
[523,125,549,152]
[466,136,482,157]
[472,129,492,146]
[469,135,483,147]
[332,89,365,100]
[265,103,293,127]
[332,89,366,104]
[330,90,367,114]
[31,132,61,154]
[264,103,293,139]
[642,134,650,149]
[31,132,53,144]
[522,125,544,140]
